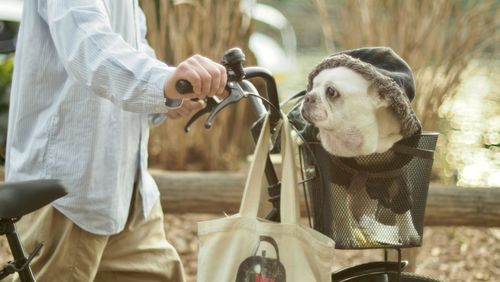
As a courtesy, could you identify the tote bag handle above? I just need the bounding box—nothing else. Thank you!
[239,113,300,224]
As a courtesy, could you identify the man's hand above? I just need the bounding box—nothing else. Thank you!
[164,55,227,101]
[165,99,205,120]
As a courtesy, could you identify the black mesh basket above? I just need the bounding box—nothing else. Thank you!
[299,133,438,249]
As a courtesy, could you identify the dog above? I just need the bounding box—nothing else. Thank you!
[298,48,422,246]
[300,66,403,157]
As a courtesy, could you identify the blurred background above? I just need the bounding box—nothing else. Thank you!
[257,0,500,188]
[0,1,499,281]
[0,0,498,184]
[144,0,500,188]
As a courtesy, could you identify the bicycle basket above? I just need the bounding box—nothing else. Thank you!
[299,133,438,249]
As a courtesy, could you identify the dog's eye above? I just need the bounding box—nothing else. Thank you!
[326,86,338,98]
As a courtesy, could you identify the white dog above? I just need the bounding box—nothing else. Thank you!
[299,48,423,246]
[300,66,403,157]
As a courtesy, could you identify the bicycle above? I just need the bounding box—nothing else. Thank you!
[0,47,440,281]
[0,180,66,282]
[178,47,441,282]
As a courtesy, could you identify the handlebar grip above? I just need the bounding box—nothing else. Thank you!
[176,79,193,94]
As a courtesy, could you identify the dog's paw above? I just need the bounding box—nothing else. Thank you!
[331,227,360,248]
[349,237,364,248]
[398,227,421,245]
[338,235,363,248]
[396,212,421,245]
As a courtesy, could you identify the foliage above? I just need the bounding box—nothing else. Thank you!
[311,0,500,184]
[0,21,19,162]
[140,0,255,171]
[485,143,500,149]
[314,0,499,131]
[0,55,13,161]
[140,0,499,172]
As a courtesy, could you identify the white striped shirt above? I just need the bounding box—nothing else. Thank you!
[6,0,177,235]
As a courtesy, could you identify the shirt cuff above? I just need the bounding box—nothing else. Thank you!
[145,66,178,113]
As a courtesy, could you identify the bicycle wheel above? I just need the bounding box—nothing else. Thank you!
[337,272,441,282]
[389,272,442,282]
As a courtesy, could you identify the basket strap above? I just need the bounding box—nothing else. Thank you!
[330,157,402,180]
[348,171,369,194]
[391,144,435,160]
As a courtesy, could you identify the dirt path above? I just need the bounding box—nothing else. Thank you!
[2,213,499,281]
[165,214,500,282]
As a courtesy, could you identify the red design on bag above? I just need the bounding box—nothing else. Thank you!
[235,236,286,282]
[255,274,276,282]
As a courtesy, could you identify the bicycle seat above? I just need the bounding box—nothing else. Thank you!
[0,180,67,218]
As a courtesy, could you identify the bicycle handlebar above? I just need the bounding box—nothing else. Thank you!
[175,48,281,132]
[175,48,283,221]
[175,79,193,94]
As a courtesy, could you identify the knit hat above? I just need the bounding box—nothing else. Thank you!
[306,47,421,138]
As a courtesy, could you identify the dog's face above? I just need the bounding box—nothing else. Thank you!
[300,67,402,157]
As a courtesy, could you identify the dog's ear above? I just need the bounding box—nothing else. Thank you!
[368,84,389,109]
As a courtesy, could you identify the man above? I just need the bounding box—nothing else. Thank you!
[5,0,226,281]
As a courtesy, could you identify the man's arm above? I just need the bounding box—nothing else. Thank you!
[39,0,225,113]
[137,7,183,125]
[136,7,219,123]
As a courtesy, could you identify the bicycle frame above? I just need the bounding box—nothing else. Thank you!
[1,47,439,282]
[0,219,37,282]
[0,180,66,282]
[233,60,437,282]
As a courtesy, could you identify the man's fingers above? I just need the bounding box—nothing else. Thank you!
[176,107,191,117]
[190,59,212,98]
[219,89,230,99]
[193,56,225,97]
[166,99,205,120]
[201,57,227,97]
[166,54,228,101]
[217,64,227,97]
[184,99,206,110]
[166,111,182,120]
[177,63,202,96]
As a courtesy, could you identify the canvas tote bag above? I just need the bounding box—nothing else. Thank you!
[197,113,335,282]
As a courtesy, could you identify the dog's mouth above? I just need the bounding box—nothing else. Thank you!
[300,106,314,124]
[300,101,328,125]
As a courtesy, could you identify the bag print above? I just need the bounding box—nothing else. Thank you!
[236,236,286,282]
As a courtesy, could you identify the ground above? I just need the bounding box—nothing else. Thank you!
[1,213,499,281]
[164,214,499,282]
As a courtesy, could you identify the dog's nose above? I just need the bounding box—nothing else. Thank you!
[304,94,317,104]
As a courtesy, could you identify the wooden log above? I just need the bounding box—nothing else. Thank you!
[424,184,500,227]
[152,170,500,227]
[153,170,247,216]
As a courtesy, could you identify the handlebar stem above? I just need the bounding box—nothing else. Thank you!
[243,67,281,127]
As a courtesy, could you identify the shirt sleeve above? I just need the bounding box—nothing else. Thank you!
[136,6,180,127]
[39,0,174,113]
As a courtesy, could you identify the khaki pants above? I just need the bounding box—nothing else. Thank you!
[10,188,185,282]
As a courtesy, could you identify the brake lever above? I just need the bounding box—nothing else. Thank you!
[184,81,251,132]
[184,97,220,132]
[180,47,249,132]
[203,81,247,129]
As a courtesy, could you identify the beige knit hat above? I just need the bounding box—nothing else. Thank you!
[306,47,422,138]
